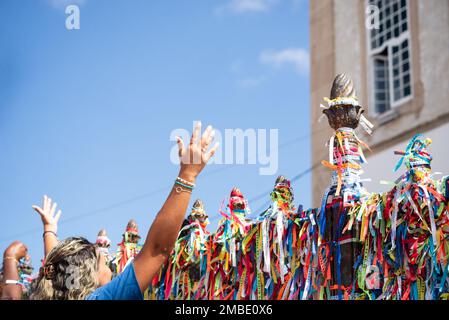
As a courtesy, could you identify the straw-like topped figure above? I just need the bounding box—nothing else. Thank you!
[243,176,297,299]
[314,73,374,299]
[111,219,142,275]
[95,229,112,265]
[208,188,251,299]
[164,199,210,299]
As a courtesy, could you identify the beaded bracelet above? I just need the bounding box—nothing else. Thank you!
[175,180,194,190]
[174,176,195,194]
[176,176,195,188]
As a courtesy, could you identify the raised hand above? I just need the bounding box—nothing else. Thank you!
[176,121,219,182]
[133,122,219,293]
[32,195,62,233]
[1,241,28,300]
[3,241,28,261]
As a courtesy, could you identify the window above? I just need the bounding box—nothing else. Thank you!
[373,55,390,114]
[391,39,411,101]
[368,0,412,115]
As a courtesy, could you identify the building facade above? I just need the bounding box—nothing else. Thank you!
[310,0,449,207]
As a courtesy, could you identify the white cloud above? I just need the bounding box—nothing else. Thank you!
[216,0,279,14]
[45,0,86,9]
[260,48,309,75]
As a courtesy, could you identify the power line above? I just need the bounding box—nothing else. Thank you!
[246,162,320,218]
[208,161,322,222]
[0,131,318,244]
[198,132,320,223]
[0,186,170,244]
[199,128,319,180]
[247,162,319,205]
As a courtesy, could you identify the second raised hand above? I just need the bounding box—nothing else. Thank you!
[32,195,62,233]
[176,121,219,182]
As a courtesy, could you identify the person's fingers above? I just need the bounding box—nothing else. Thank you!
[43,195,48,212]
[47,197,53,214]
[55,210,62,223]
[203,128,215,151]
[10,241,27,253]
[50,202,57,218]
[176,136,185,158]
[17,244,28,258]
[206,142,220,162]
[32,205,44,217]
[190,121,201,146]
[201,125,212,148]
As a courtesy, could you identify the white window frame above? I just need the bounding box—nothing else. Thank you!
[366,0,414,117]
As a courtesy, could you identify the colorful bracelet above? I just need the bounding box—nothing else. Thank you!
[176,176,195,188]
[173,176,195,194]
[175,180,194,190]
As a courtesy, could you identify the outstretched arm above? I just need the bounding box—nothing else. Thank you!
[1,241,28,300]
[133,122,218,292]
[32,195,62,258]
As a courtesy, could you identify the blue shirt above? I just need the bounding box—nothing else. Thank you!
[86,262,143,300]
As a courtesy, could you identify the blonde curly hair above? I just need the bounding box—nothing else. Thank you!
[31,237,100,300]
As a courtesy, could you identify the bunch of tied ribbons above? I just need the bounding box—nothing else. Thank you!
[351,135,449,300]
[111,220,142,275]
[149,200,210,300]
[308,126,371,300]
[302,134,449,300]
[320,126,370,204]
[204,188,251,300]
[147,189,252,300]
[18,257,35,298]
[146,134,449,300]
[239,176,300,300]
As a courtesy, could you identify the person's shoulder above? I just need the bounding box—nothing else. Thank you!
[85,286,112,300]
[86,262,143,300]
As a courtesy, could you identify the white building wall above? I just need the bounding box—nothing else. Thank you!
[417,0,449,125]
[333,0,364,101]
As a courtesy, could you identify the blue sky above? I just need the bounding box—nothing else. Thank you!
[0,0,310,269]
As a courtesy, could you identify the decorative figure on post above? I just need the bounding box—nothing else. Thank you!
[209,187,251,300]
[375,135,449,299]
[316,73,373,299]
[95,229,112,265]
[112,219,142,275]
[163,199,211,300]
[242,175,297,300]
